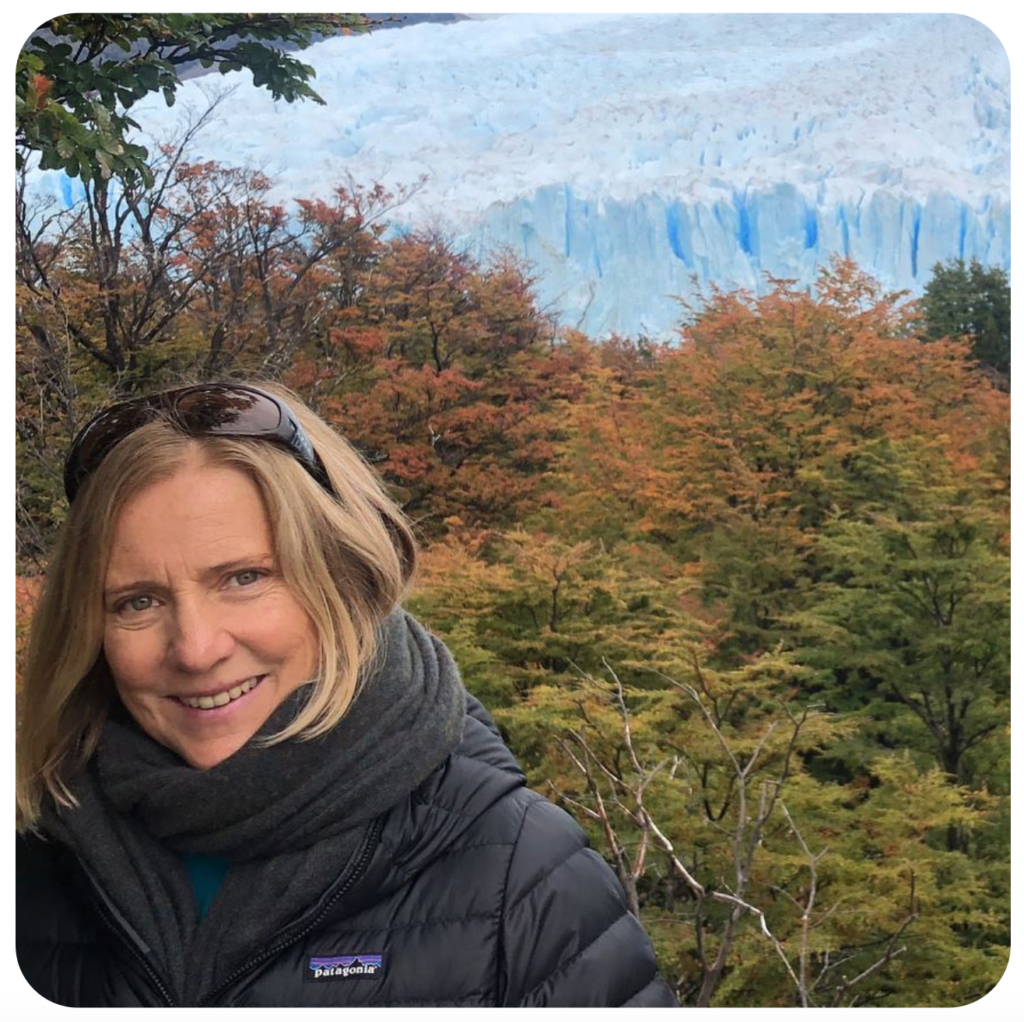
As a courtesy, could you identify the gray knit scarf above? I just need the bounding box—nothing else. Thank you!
[43,608,466,1006]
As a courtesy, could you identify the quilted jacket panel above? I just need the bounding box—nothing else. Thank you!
[17,698,677,1007]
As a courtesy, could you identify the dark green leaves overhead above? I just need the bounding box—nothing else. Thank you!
[16,14,368,188]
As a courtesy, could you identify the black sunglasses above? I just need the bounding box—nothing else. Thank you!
[63,384,334,503]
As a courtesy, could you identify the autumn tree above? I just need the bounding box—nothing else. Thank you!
[410,524,702,703]
[298,234,588,535]
[177,172,409,376]
[614,261,1006,659]
[16,123,415,567]
[533,331,666,547]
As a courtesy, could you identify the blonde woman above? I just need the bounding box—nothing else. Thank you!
[16,382,675,1008]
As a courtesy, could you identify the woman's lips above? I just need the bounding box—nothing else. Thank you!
[171,675,266,712]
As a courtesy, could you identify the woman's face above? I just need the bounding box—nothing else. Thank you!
[102,456,320,769]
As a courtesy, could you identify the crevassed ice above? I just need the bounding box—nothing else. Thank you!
[28,13,1010,338]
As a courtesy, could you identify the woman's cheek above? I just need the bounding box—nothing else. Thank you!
[104,624,162,693]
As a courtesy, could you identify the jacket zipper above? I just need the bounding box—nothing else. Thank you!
[80,865,177,1007]
[199,815,385,1007]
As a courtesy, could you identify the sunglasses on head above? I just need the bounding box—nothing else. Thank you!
[63,384,335,504]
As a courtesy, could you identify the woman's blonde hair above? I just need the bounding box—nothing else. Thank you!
[16,381,418,831]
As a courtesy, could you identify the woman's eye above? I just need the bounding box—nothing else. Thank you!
[232,569,266,587]
[118,595,155,614]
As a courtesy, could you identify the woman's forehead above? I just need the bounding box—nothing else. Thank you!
[105,463,275,583]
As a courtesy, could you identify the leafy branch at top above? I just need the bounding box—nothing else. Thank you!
[17,14,368,187]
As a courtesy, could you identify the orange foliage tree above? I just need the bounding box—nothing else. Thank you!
[550,261,1007,659]
[288,233,589,536]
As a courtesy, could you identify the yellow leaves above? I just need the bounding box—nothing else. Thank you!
[503,528,594,584]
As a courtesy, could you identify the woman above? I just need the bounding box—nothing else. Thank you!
[16,381,676,1008]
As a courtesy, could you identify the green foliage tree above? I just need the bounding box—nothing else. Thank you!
[412,532,1003,1006]
[407,524,705,712]
[780,435,1010,846]
[921,258,1010,384]
[16,14,366,186]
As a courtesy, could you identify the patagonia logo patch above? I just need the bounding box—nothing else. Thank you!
[307,954,385,981]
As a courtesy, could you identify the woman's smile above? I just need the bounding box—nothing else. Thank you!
[102,456,320,769]
[170,674,266,712]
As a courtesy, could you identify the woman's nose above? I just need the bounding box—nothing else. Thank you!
[166,599,236,673]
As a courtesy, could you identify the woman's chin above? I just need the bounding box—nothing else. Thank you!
[136,675,276,768]
[152,708,265,770]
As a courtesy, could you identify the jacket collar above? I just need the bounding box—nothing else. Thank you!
[316,696,525,927]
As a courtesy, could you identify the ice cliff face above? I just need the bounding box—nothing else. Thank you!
[476,182,1010,338]
[31,13,1010,338]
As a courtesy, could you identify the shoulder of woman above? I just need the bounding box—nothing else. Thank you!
[17,829,66,882]
[502,793,592,904]
[498,795,673,1007]
[451,700,525,782]
[17,830,101,945]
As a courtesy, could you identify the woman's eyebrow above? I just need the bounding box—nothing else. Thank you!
[199,555,276,579]
[103,579,165,602]
[103,555,276,599]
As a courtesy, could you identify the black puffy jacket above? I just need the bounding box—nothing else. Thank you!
[17,697,677,1008]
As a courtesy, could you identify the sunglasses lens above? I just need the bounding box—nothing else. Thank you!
[68,405,156,486]
[173,387,283,434]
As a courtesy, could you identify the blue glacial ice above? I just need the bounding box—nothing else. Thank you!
[28,12,1010,338]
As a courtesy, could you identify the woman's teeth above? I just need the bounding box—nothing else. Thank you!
[178,676,262,710]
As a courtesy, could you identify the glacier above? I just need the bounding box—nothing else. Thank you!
[27,13,1010,338]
